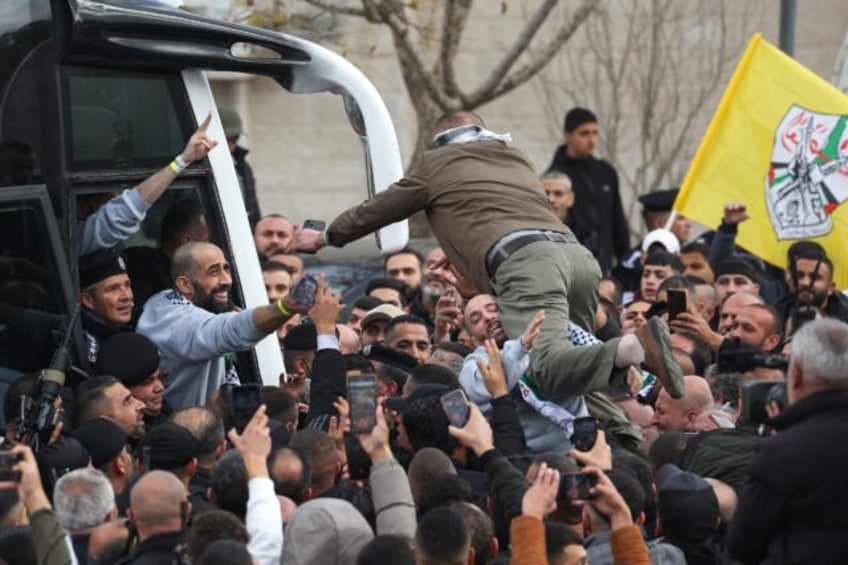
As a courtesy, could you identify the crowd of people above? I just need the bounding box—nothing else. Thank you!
[1,107,847,565]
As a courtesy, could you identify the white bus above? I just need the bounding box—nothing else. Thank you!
[0,0,407,397]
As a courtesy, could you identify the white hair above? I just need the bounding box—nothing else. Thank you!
[790,318,848,388]
[54,468,115,531]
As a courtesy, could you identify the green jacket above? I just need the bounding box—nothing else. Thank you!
[679,424,761,492]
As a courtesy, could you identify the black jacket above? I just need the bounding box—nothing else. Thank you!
[547,145,629,274]
[232,145,261,229]
[119,531,183,565]
[726,389,848,564]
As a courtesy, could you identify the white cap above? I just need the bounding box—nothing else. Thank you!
[641,229,680,254]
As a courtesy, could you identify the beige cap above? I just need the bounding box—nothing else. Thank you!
[360,303,405,329]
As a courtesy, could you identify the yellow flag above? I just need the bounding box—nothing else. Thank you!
[675,33,848,289]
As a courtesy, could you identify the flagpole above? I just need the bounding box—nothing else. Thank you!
[663,210,678,232]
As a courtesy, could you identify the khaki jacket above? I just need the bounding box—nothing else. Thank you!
[327,141,572,294]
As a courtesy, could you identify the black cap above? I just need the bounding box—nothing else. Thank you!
[360,344,419,371]
[79,248,127,288]
[385,384,450,413]
[656,464,719,542]
[135,422,199,471]
[638,189,679,213]
[96,333,160,387]
[35,436,90,486]
[714,258,759,283]
[282,324,317,352]
[72,417,128,468]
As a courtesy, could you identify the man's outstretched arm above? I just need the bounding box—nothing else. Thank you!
[287,170,431,254]
[80,112,218,255]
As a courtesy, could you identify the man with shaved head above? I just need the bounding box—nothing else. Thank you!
[137,241,326,408]
[125,470,188,564]
[651,375,714,432]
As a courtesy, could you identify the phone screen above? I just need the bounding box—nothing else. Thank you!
[290,276,319,310]
[348,375,377,434]
[231,385,261,433]
[344,436,372,481]
[667,289,687,322]
[559,472,597,501]
[570,416,598,452]
[0,451,21,482]
[440,389,470,428]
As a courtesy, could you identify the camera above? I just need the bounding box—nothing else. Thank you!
[717,338,789,374]
[741,380,788,426]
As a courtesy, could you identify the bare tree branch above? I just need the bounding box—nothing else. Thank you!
[438,0,473,98]
[303,0,369,19]
[362,0,455,109]
[465,0,593,107]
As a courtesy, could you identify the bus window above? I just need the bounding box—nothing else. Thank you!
[0,0,56,191]
[0,187,75,377]
[62,68,194,171]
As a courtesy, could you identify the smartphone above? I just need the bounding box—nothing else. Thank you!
[559,472,598,501]
[570,416,599,452]
[303,219,326,232]
[344,436,372,481]
[667,289,687,322]
[741,380,785,425]
[348,374,378,434]
[0,450,22,482]
[230,384,262,434]
[289,275,319,310]
[440,389,470,428]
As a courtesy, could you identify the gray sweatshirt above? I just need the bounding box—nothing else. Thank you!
[79,188,150,255]
[136,289,265,408]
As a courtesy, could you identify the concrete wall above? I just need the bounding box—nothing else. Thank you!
[208,0,848,261]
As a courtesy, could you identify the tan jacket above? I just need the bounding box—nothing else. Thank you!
[327,141,573,294]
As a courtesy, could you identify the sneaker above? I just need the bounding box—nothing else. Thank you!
[634,317,685,399]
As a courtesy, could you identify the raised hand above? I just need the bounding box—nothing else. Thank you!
[568,429,612,470]
[357,400,393,464]
[476,338,509,399]
[447,403,494,456]
[520,310,546,350]
[521,462,560,519]
[181,112,218,163]
[722,203,750,225]
[434,288,463,343]
[227,404,271,478]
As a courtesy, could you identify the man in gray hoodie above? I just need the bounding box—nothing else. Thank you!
[137,241,315,408]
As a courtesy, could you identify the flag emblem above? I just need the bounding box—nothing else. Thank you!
[766,105,848,240]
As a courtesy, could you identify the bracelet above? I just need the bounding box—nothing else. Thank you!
[169,155,190,175]
[175,154,191,169]
[276,299,292,317]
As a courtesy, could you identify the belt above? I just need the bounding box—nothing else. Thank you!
[486,230,573,279]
